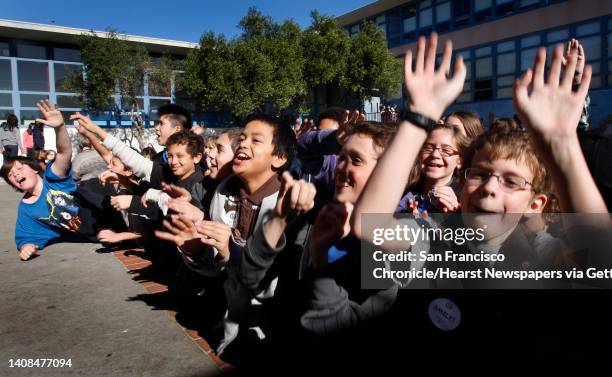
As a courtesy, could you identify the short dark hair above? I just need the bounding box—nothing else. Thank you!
[317,107,344,128]
[244,114,296,171]
[157,104,192,130]
[166,130,203,157]
[1,156,42,192]
[6,114,18,131]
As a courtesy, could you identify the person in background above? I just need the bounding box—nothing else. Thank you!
[71,136,108,185]
[140,147,157,160]
[445,110,484,140]
[1,114,24,157]
[45,149,56,164]
[33,121,45,152]
[22,124,35,157]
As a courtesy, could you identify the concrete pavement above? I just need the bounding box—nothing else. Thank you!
[0,185,223,377]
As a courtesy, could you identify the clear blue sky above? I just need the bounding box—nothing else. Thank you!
[3,0,373,42]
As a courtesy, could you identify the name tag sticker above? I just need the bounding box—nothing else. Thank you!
[428,297,461,331]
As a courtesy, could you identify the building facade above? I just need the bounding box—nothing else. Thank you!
[338,0,612,128]
[0,18,199,128]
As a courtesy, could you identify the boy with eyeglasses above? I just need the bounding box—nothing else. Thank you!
[350,33,610,364]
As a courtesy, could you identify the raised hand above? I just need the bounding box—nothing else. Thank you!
[69,112,108,139]
[404,33,466,120]
[513,44,591,142]
[337,109,366,143]
[274,171,317,223]
[35,100,64,128]
[562,39,586,85]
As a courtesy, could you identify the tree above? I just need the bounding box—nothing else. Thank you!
[182,8,401,118]
[301,11,351,89]
[182,8,305,117]
[66,29,176,150]
[347,21,402,101]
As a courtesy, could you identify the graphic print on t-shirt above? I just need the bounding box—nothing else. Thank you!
[38,189,82,232]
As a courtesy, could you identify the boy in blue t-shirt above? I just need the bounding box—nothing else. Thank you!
[1,100,97,261]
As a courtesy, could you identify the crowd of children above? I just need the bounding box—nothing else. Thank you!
[2,34,612,371]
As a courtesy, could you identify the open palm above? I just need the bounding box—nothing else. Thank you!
[35,100,64,128]
[404,33,466,121]
[514,45,591,141]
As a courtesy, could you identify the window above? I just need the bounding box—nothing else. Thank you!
[17,44,46,59]
[521,48,537,71]
[350,24,359,37]
[420,8,433,28]
[18,61,49,91]
[376,15,386,33]
[20,93,48,107]
[452,0,471,28]
[575,21,600,37]
[121,98,144,112]
[56,95,81,109]
[581,35,601,60]
[497,40,515,53]
[0,93,11,107]
[387,9,401,47]
[496,39,516,99]
[476,57,493,77]
[497,52,515,74]
[0,60,11,90]
[546,29,569,44]
[402,5,417,41]
[580,34,602,88]
[54,63,81,93]
[435,1,451,32]
[521,35,541,48]
[20,110,43,122]
[474,0,492,22]
[53,48,81,62]
[474,46,493,101]
[496,0,515,17]
[0,42,9,57]
[520,0,540,9]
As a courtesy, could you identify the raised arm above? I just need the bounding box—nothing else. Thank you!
[352,33,466,240]
[72,114,113,164]
[514,44,606,213]
[71,112,153,181]
[35,100,71,178]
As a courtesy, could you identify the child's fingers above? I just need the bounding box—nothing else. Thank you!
[547,44,564,88]
[154,230,180,246]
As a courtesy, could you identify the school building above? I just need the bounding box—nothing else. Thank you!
[0,18,201,128]
[337,0,612,128]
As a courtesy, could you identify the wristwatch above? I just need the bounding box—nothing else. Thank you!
[401,109,437,132]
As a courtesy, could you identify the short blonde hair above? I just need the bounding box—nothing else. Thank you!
[464,129,552,197]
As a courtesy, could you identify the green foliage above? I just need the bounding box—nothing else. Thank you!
[181,8,402,117]
[348,21,402,100]
[301,11,351,89]
[66,29,177,114]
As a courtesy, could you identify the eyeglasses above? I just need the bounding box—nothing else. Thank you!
[422,143,460,157]
[464,167,533,193]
